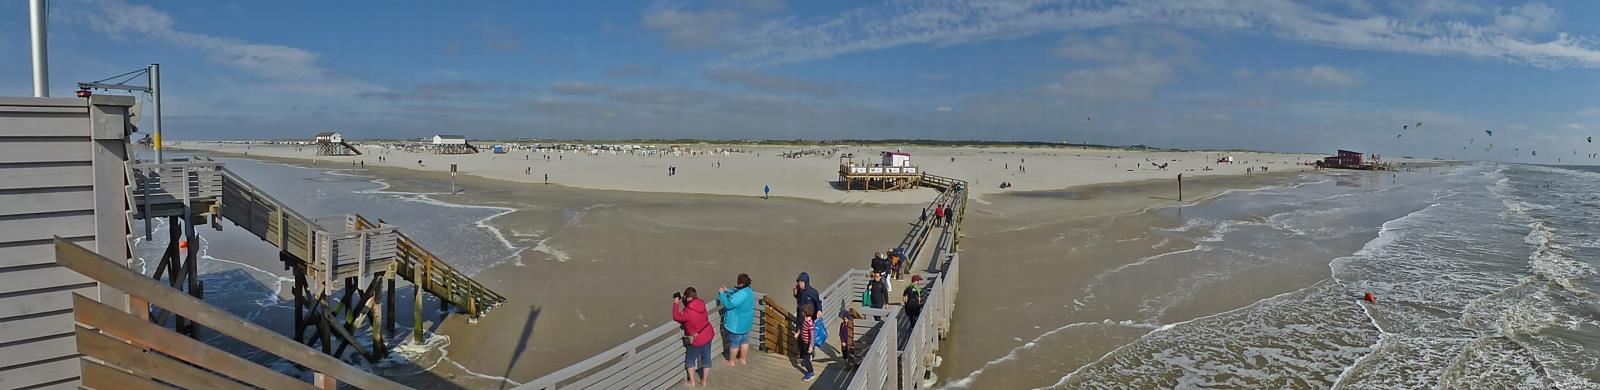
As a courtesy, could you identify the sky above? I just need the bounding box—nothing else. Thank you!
[4,0,1600,162]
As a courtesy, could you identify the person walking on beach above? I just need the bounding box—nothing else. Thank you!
[764,185,770,199]
[794,302,818,382]
[672,287,715,387]
[543,173,549,185]
[718,274,754,366]
[794,273,822,323]
[934,205,946,227]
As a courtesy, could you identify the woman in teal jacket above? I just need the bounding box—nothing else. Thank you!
[718,274,755,366]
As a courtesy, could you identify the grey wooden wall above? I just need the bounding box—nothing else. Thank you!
[0,95,135,389]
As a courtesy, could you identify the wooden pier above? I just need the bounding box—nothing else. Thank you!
[127,159,505,363]
[518,172,968,390]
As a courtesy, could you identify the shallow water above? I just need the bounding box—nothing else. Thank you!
[944,163,1600,389]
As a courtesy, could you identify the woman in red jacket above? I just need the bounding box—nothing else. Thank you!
[673,287,715,387]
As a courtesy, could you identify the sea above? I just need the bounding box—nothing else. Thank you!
[948,162,1600,389]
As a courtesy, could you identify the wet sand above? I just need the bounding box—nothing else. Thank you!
[180,147,1322,389]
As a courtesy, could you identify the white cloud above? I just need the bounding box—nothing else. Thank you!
[1047,61,1175,101]
[1267,65,1364,87]
[549,81,612,95]
[644,9,743,49]
[1490,3,1558,36]
[936,106,953,112]
[1232,68,1254,78]
[1577,107,1600,116]
[701,69,839,97]
[1569,123,1587,130]
[79,0,382,95]
[716,0,1600,68]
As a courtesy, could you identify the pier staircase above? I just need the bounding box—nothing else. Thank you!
[126,159,504,362]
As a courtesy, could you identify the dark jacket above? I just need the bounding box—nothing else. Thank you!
[794,272,823,317]
[902,285,923,317]
[867,279,888,309]
[871,256,890,274]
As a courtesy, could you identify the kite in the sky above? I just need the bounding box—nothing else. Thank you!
[1416,122,1423,127]
[1486,130,1494,136]
[1397,134,1403,138]
[1403,125,1409,130]
[1589,136,1593,143]
[1532,150,1538,156]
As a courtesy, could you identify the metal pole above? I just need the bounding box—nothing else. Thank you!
[29,0,49,97]
[151,63,164,163]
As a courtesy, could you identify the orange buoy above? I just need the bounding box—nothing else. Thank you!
[178,240,189,249]
[1363,292,1375,303]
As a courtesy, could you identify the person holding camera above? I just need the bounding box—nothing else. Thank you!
[672,287,715,387]
[718,274,755,367]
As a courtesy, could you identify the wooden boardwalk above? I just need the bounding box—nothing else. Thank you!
[521,172,968,390]
[676,350,852,389]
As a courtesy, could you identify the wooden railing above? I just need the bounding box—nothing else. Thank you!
[847,306,901,390]
[55,238,405,389]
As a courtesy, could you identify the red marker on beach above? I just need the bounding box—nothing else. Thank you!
[1363,292,1375,303]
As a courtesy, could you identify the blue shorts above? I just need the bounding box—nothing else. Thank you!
[726,332,749,347]
[685,342,712,369]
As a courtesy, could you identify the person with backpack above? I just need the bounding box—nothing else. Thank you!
[672,287,715,387]
[903,275,925,323]
[889,248,903,280]
[794,302,820,382]
[718,274,755,367]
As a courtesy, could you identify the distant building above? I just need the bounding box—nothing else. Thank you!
[314,132,343,144]
[431,134,477,154]
[432,134,467,145]
[882,150,912,167]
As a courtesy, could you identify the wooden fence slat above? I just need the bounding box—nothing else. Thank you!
[72,294,319,390]
[52,238,405,390]
[80,358,170,390]
[75,326,254,390]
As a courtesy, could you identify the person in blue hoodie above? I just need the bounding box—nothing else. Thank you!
[793,272,823,332]
[718,274,755,366]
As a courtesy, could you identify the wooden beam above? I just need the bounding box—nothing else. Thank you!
[80,358,168,390]
[75,326,254,390]
[51,238,405,389]
[73,295,319,390]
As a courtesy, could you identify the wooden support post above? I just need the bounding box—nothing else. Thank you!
[292,262,306,342]
[385,269,396,337]
[413,277,424,343]
[370,275,385,359]
[318,295,333,355]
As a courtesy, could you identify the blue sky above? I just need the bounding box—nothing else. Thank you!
[4,0,1600,162]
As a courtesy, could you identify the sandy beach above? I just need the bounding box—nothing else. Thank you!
[170,143,1387,389]
[175,142,1326,205]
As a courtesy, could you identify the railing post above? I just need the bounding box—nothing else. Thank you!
[313,372,337,389]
